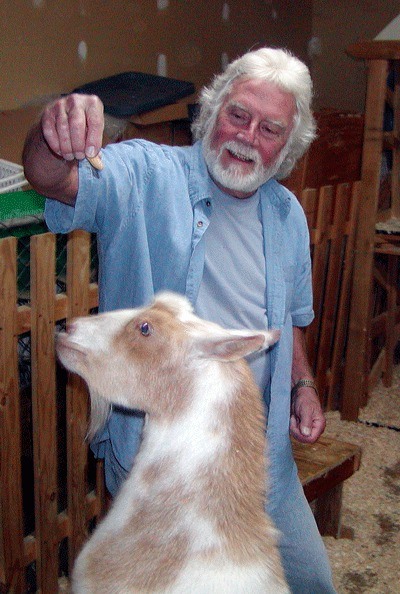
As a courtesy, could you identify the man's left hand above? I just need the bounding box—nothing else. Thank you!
[290,386,326,443]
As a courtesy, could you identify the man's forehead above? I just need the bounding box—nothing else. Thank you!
[229,77,288,96]
[223,79,296,124]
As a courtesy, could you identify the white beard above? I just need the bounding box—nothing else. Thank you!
[202,133,290,195]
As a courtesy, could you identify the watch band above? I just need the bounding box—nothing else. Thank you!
[291,378,319,399]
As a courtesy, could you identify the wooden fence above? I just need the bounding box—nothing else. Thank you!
[301,181,361,410]
[0,231,104,594]
[0,181,360,593]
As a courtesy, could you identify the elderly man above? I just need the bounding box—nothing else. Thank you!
[23,47,336,593]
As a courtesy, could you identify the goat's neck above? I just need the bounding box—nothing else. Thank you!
[121,360,267,514]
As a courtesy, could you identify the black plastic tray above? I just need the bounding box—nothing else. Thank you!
[73,72,195,118]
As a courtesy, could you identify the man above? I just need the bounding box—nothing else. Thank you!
[23,47,336,593]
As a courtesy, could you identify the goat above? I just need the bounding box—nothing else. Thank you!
[56,291,289,594]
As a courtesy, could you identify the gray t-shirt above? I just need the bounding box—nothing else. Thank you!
[195,182,270,393]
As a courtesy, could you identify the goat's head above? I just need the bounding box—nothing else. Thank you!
[56,292,280,437]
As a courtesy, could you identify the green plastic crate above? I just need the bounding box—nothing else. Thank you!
[0,188,45,223]
[0,189,49,296]
[0,188,97,298]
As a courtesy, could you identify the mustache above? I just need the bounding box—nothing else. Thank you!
[220,140,262,166]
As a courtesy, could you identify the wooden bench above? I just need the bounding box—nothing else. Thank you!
[292,436,362,538]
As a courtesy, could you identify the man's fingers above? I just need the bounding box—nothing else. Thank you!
[41,94,104,161]
[41,103,63,157]
[84,95,104,158]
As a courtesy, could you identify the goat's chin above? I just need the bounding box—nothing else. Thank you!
[87,391,112,441]
[56,335,88,372]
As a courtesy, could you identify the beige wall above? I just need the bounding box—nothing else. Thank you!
[0,0,312,111]
[1,0,399,149]
[311,1,400,112]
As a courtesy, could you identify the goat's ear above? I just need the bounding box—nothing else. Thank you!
[197,329,280,361]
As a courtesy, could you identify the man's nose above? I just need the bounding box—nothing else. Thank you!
[236,121,258,145]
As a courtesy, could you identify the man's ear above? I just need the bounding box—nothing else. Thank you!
[196,329,280,361]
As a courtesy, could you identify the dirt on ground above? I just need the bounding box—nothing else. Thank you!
[323,365,400,594]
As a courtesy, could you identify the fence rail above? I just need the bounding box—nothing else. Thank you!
[0,181,361,593]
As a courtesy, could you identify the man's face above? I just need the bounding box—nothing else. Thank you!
[203,78,296,198]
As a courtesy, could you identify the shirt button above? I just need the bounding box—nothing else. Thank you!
[197,221,204,228]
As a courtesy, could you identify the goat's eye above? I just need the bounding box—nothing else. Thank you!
[140,321,152,337]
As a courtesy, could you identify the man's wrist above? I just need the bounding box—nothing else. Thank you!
[291,378,319,400]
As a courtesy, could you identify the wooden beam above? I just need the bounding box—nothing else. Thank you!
[342,59,389,420]
[347,40,400,60]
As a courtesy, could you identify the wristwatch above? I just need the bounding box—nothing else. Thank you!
[291,378,319,399]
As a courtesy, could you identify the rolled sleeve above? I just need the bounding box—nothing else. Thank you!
[45,159,101,234]
[291,211,314,328]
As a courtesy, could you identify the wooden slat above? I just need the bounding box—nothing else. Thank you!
[329,181,361,408]
[30,233,59,594]
[0,237,25,593]
[315,184,351,403]
[66,230,92,566]
[300,187,318,233]
[306,185,334,375]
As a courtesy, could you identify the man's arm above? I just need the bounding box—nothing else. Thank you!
[22,93,104,205]
[290,326,326,443]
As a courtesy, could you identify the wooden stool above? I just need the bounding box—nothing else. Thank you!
[292,436,362,538]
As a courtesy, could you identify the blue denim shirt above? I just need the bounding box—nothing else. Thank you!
[45,140,314,509]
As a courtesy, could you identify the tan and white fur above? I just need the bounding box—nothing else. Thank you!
[56,292,289,594]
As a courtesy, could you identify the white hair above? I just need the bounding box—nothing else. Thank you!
[191,47,317,180]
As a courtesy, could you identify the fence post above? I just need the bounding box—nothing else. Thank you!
[30,233,59,594]
[66,230,92,567]
[0,237,25,593]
